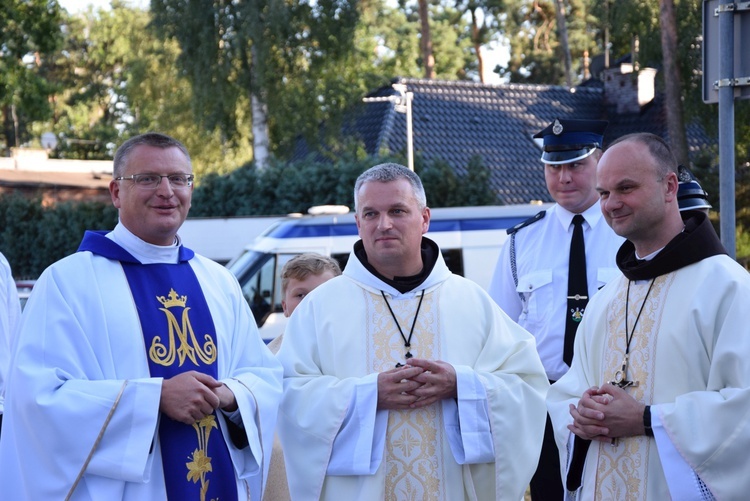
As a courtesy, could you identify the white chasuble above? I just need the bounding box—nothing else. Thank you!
[548,253,750,500]
[0,225,283,501]
[278,246,549,501]
[366,288,446,499]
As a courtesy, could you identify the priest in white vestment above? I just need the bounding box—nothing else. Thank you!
[0,251,21,431]
[0,133,282,500]
[277,163,548,501]
[547,133,750,500]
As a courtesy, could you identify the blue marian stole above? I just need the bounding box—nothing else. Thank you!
[78,231,238,501]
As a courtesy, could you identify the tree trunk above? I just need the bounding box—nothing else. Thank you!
[417,0,435,79]
[659,0,690,166]
[555,0,573,87]
[250,45,270,170]
[470,7,485,83]
[251,93,269,169]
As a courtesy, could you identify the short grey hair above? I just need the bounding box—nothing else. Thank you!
[353,163,427,211]
[113,132,191,178]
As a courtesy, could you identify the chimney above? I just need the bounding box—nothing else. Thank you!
[603,63,657,114]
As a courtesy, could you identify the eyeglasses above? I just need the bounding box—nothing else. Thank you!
[115,173,195,189]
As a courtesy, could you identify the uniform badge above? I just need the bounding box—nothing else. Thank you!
[570,307,584,322]
[553,119,564,135]
[677,165,692,183]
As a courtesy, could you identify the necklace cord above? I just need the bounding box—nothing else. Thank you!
[381,289,426,351]
[623,278,656,378]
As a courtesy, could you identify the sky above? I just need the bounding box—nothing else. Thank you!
[59,0,147,13]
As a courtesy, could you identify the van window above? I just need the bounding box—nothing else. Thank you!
[274,253,297,308]
[331,253,349,270]
[235,252,306,327]
[240,254,276,325]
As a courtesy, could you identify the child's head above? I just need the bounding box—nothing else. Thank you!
[281,253,342,317]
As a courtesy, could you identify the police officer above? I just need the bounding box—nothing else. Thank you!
[489,118,624,500]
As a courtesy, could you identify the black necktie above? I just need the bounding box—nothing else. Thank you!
[564,214,588,366]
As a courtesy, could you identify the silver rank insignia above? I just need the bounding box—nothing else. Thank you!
[553,119,563,135]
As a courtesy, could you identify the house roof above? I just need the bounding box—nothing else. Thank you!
[0,168,111,190]
[295,76,713,205]
[350,78,606,204]
[0,168,112,206]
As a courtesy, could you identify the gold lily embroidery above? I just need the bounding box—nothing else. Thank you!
[187,415,218,501]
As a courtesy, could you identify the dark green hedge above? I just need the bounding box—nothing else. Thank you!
[0,194,119,279]
[190,154,498,216]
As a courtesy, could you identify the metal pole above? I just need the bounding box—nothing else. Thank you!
[364,84,414,170]
[718,0,736,258]
[406,92,414,171]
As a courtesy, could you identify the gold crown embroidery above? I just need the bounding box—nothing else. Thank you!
[157,289,188,308]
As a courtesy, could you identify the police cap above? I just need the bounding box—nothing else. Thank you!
[534,118,608,165]
[677,165,712,212]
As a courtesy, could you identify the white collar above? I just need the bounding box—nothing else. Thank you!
[554,202,605,231]
[635,247,664,262]
[107,222,181,264]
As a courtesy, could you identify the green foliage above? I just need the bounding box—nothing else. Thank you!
[0,194,42,277]
[0,0,64,150]
[190,156,381,216]
[736,226,750,270]
[191,154,498,217]
[150,0,441,161]
[430,6,476,79]
[419,155,498,207]
[499,0,664,85]
[419,158,462,206]
[264,0,424,157]
[458,155,499,206]
[0,193,117,279]
[33,4,253,175]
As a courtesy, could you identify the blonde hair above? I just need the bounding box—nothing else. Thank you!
[281,253,342,294]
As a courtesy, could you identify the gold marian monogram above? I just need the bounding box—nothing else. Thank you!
[149,288,217,367]
[187,415,217,501]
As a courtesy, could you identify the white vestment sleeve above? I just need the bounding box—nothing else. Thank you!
[326,372,387,475]
[221,378,261,472]
[0,253,21,415]
[444,365,495,464]
[652,406,715,501]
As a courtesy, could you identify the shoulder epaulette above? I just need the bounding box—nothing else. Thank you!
[506,210,546,235]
